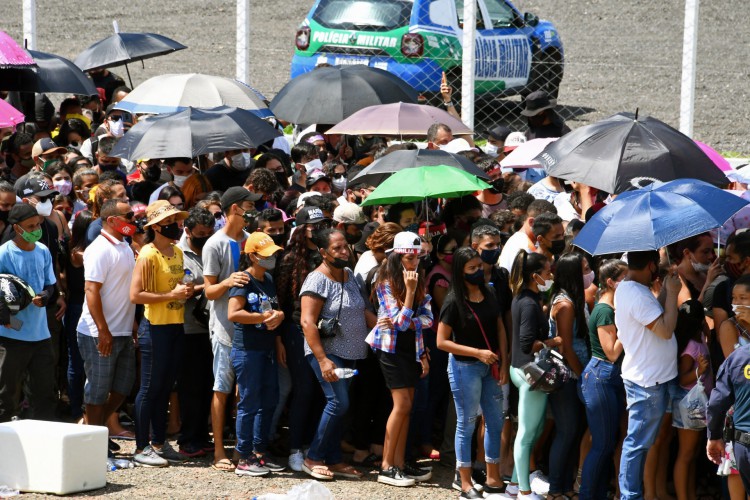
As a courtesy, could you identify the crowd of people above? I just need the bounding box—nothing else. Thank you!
[0,83,748,500]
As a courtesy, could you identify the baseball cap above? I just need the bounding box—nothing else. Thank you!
[8,203,40,225]
[354,221,379,254]
[487,125,512,142]
[296,191,321,209]
[220,186,262,210]
[306,170,331,189]
[418,221,447,239]
[244,231,283,257]
[440,138,474,155]
[333,202,366,225]
[388,231,422,254]
[31,138,66,159]
[16,176,58,199]
[296,206,329,226]
[503,132,527,152]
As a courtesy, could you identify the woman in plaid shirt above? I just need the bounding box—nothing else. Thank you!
[366,231,433,487]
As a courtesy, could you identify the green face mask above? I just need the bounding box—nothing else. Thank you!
[17,226,43,243]
[42,159,56,171]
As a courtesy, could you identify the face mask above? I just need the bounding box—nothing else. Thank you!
[536,275,554,292]
[0,210,8,223]
[465,268,485,285]
[550,239,566,256]
[404,222,419,233]
[35,199,53,217]
[304,158,323,173]
[53,179,73,196]
[109,216,137,237]
[99,162,120,172]
[443,253,454,265]
[274,171,288,187]
[173,173,191,188]
[230,152,251,171]
[109,118,124,138]
[318,149,329,163]
[20,158,35,169]
[17,225,43,244]
[344,229,361,245]
[42,159,56,171]
[691,258,710,273]
[241,209,258,226]
[143,164,162,182]
[270,233,286,247]
[582,270,595,289]
[488,178,505,195]
[326,251,349,269]
[332,177,347,192]
[214,214,226,231]
[157,221,181,240]
[484,143,499,156]
[480,247,501,265]
[69,141,80,149]
[190,234,210,250]
[731,304,749,313]
[258,255,277,271]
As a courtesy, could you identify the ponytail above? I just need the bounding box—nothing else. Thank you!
[510,250,548,296]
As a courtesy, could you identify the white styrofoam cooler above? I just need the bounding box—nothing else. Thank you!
[0,419,108,495]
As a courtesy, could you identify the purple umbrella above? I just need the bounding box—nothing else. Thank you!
[324,102,472,136]
[0,100,24,128]
[0,31,35,68]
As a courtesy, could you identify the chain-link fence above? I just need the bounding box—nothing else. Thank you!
[4,0,750,156]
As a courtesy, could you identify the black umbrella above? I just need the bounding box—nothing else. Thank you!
[74,31,186,87]
[109,106,281,160]
[0,50,97,95]
[269,65,418,125]
[349,148,490,187]
[534,111,728,194]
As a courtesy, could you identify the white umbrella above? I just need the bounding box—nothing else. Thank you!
[500,137,558,169]
[114,73,272,118]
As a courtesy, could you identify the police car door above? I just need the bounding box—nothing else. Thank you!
[457,0,531,89]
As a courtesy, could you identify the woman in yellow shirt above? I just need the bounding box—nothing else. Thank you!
[130,200,192,467]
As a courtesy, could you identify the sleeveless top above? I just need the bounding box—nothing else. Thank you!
[549,290,591,368]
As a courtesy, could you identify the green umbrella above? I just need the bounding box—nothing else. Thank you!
[361,165,491,206]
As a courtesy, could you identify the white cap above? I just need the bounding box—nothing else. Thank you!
[388,231,422,254]
[439,138,473,154]
[503,131,527,151]
[296,191,321,209]
[333,202,367,224]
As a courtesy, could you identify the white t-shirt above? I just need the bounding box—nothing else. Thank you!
[527,179,563,203]
[77,231,136,337]
[614,280,678,387]
[353,250,378,285]
[148,183,170,205]
[553,192,582,223]
[499,230,535,272]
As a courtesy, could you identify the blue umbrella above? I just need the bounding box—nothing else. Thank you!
[573,179,749,255]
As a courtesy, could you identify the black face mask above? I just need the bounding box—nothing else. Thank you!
[344,229,362,246]
[328,256,349,269]
[0,210,9,223]
[465,268,485,285]
[480,248,501,265]
[190,234,210,250]
[270,233,286,248]
[488,178,505,195]
[550,239,566,256]
[274,171,288,187]
[157,222,181,240]
[142,164,161,182]
[318,150,329,163]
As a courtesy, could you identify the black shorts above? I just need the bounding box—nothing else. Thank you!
[375,349,421,390]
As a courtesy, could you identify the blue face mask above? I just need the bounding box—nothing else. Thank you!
[480,248,501,265]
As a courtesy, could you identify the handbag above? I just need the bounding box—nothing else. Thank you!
[317,281,344,339]
[522,347,576,393]
[465,301,501,381]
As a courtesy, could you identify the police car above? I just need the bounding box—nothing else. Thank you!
[291,0,563,103]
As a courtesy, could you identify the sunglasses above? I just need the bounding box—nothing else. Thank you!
[213,212,224,219]
[118,211,135,220]
[333,173,347,179]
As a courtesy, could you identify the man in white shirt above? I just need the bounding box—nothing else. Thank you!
[76,199,136,433]
[614,250,680,500]
[498,199,556,272]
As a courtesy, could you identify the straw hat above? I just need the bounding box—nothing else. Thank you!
[144,200,188,227]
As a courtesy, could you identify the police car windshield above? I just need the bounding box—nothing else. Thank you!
[313,0,415,32]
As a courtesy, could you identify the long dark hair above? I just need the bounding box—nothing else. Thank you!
[510,250,548,296]
[276,224,320,309]
[675,299,705,356]
[374,250,426,308]
[448,246,491,327]
[551,252,588,339]
[69,210,94,254]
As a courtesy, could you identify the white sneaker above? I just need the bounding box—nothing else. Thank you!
[529,470,550,496]
[518,493,544,500]
[288,450,304,472]
[504,484,519,497]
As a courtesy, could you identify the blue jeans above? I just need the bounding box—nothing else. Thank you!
[619,379,671,500]
[232,348,279,457]
[580,358,624,500]
[283,323,320,450]
[448,355,504,467]
[64,302,85,419]
[307,353,355,464]
[548,377,583,494]
[134,319,184,450]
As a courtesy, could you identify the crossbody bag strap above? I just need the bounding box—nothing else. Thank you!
[465,300,493,352]
[333,277,345,321]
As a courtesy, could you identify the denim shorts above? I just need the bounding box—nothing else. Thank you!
[670,385,690,429]
[78,333,136,405]
[211,335,235,393]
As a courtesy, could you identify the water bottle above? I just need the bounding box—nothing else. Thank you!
[260,296,273,315]
[179,269,194,303]
[114,458,134,469]
[333,368,358,379]
[105,458,117,472]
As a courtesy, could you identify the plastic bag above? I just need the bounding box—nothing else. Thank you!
[679,371,708,430]
[253,480,333,500]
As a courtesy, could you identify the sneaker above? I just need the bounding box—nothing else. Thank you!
[178,443,206,458]
[529,470,549,496]
[377,466,416,487]
[288,450,304,472]
[134,445,169,468]
[235,456,270,477]
[518,493,544,500]
[452,470,483,492]
[504,484,519,497]
[403,462,432,481]
[155,442,187,463]
[459,487,483,499]
[258,455,286,472]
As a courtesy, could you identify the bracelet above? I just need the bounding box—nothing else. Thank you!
[443,100,452,107]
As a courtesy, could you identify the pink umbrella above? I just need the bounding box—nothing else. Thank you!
[500,137,558,169]
[695,140,732,172]
[0,99,24,128]
[0,31,35,68]
[324,102,472,136]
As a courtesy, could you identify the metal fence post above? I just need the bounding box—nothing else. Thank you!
[461,0,476,130]
[236,0,250,84]
[23,0,36,50]
[679,0,699,137]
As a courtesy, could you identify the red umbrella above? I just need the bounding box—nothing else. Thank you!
[0,31,35,68]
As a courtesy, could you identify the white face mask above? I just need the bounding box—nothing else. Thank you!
[35,199,53,217]
[53,179,72,196]
[304,158,323,173]
[731,304,749,313]
[582,270,595,289]
[108,118,124,138]
[484,143,499,156]
[691,258,710,274]
[258,255,277,271]
[536,275,554,292]
[231,152,251,171]
[173,173,191,188]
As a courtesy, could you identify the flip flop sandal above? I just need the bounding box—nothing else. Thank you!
[212,458,236,472]
[330,465,363,479]
[302,462,334,481]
